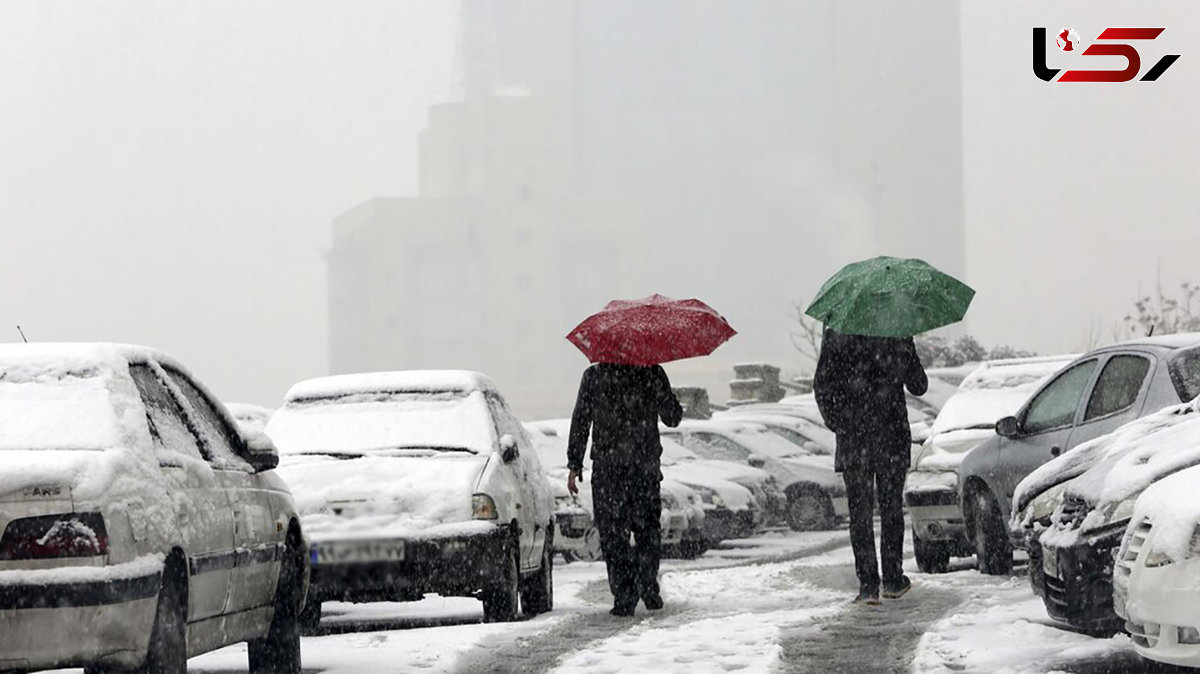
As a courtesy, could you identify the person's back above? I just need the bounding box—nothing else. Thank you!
[568,363,683,473]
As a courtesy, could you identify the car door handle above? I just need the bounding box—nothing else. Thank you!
[1051,446,1061,456]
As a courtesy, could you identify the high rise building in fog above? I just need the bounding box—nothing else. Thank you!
[330,0,965,419]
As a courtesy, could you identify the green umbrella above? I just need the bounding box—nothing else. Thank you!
[805,256,975,337]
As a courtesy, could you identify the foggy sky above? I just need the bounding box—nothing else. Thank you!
[2,1,1198,412]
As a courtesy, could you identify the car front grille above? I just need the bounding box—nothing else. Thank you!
[1127,619,1161,649]
[1115,518,1152,588]
[1044,574,1069,608]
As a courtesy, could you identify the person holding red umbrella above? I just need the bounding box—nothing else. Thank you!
[566,294,735,617]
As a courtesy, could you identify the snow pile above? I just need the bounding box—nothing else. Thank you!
[1127,464,1200,564]
[276,453,485,540]
[267,390,497,456]
[913,575,1130,673]
[1012,397,1200,519]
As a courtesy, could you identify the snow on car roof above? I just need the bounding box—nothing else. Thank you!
[1012,396,1200,516]
[1106,331,1200,351]
[283,370,498,402]
[929,355,1076,437]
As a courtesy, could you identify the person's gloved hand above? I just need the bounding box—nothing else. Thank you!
[568,468,583,495]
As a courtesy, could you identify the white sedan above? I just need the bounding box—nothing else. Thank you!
[0,344,305,674]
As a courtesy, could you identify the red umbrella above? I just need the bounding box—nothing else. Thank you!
[567,294,737,366]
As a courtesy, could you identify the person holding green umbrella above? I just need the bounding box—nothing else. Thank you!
[809,256,974,605]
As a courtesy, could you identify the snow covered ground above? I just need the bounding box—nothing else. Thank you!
[46,528,1163,673]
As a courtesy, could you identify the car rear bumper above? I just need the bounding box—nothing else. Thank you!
[308,527,510,603]
[0,570,160,672]
[1032,529,1124,631]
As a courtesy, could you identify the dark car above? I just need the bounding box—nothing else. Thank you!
[957,333,1200,575]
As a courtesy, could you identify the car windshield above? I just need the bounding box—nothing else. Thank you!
[929,358,1072,436]
[266,390,495,456]
[0,369,120,451]
[1170,347,1200,402]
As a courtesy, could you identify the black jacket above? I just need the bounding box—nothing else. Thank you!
[567,363,684,474]
[813,328,928,472]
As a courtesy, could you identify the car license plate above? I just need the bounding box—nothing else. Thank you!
[315,540,406,564]
[1043,546,1059,579]
[571,515,590,530]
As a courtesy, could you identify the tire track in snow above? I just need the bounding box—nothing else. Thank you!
[450,534,853,674]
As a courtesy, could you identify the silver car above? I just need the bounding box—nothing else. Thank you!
[958,333,1200,575]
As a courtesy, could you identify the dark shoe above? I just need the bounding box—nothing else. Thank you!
[610,606,635,617]
[853,588,880,605]
[882,575,912,599]
[642,594,664,611]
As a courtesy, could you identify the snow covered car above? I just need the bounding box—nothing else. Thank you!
[664,420,847,531]
[1115,463,1200,667]
[0,344,306,674]
[907,355,1076,573]
[266,371,554,625]
[225,402,275,436]
[661,478,707,559]
[712,409,837,455]
[660,439,763,542]
[542,471,600,562]
[959,333,1200,575]
[1014,398,1200,633]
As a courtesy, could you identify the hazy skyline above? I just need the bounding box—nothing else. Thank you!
[2,1,1198,413]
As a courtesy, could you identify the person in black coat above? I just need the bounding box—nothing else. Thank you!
[567,363,684,616]
[814,327,928,603]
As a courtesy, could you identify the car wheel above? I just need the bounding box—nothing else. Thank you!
[971,489,1013,576]
[786,490,834,531]
[482,538,520,622]
[249,537,304,674]
[575,527,604,562]
[140,556,187,674]
[520,536,554,616]
[913,528,951,574]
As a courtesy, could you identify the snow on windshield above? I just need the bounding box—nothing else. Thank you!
[0,370,123,451]
[266,390,496,455]
[929,357,1074,437]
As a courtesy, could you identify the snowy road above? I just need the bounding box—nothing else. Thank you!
[52,529,1163,673]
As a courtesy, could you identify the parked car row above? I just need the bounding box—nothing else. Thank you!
[887,331,1200,671]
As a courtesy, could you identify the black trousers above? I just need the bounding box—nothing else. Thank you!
[591,464,662,610]
[842,461,907,593]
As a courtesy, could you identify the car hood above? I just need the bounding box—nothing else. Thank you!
[276,453,487,540]
[912,428,994,473]
[661,464,754,511]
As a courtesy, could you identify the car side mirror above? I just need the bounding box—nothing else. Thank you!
[747,454,766,468]
[500,434,520,463]
[243,430,280,472]
[995,416,1021,439]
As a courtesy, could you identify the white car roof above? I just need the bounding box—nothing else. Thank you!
[284,370,498,402]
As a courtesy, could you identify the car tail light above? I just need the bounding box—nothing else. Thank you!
[0,512,109,560]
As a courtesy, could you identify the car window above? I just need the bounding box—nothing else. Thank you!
[1083,355,1151,421]
[1169,347,1200,402]
[1022,359,1098,434]
[766,426,823,454]
[165,370,253,472]
[129,364,205,464]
